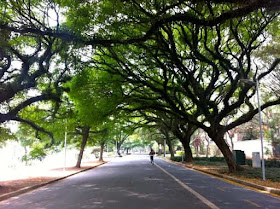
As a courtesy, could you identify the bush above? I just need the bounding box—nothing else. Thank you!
[209,157,225,162]
[29,144,47,161]
[170,156,226,162]
[193,157,209,161]
[170,156,184,162]
[246,159,280,167]
[171,156,280,168]
[246,159,252,166]
[265,159,280,168]
[192,157,225,162]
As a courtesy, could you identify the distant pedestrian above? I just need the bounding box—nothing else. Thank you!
[149,148,155,164]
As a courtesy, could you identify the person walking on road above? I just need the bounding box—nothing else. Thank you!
[149,148,155,164]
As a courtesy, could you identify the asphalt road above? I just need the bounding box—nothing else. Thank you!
[0,155,280,209]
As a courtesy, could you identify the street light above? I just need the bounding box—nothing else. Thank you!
[164,139,166,157]
[64,123,67,172]
[240,79,266,181]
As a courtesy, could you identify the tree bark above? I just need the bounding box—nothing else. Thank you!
[116,141,122,156]
[209,131,237,173]
[75,126,90,168]
[171,123,196,162]
[182,141,193,162]
[99,142,105,162]
[180,128,195,162]
[116,134,128,156]
[166,138,175,158]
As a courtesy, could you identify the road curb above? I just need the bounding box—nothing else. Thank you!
[161,158,280,197]
[0,161,107,202]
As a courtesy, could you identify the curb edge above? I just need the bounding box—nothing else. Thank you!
[161,158,280,197]
[0,161,107,202]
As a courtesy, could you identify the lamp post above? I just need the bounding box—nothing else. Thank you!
[240,79,266,181]
[64,124,67,172]
[164,139,166,157]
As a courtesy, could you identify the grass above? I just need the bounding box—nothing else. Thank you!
[188,160,280,189]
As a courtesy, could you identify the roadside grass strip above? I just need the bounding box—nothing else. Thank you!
[155,163,219,209]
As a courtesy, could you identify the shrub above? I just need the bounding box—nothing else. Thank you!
[193,157,209,161]
[246,159,252,166]
[265,159,280,168]
[171,156,280,167]
[170,156,184,162]
[246,159,280,167]
[29,144,47,161]
[209,157,225,162]
[193,157,225,162]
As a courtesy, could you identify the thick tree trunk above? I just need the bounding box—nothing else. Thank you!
[182,142,193,162]
[75,126,90,168]
[99,142,105,162]
[117,142,122,156]
[172,123,196,162]
[180,130,194,162]
[116,135,128,156]
[166,138,175,158]
[210,131,237,173]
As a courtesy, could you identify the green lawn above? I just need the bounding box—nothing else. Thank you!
[190,160,280,189]
[169,156,280,189]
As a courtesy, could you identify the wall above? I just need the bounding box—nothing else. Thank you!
[233,139,273,158]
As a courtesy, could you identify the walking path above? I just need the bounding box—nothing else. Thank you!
[0,161,106,201]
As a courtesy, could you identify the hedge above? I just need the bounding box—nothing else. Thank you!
[170,156,280,167]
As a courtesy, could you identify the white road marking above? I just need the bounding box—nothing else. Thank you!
[244,199,262,208]
[155,163,219,209]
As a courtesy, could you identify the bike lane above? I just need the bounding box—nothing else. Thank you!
[155,158,280,209]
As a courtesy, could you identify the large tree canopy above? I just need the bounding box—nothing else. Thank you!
[89,6,280,172]
[1,0,280,173]
[1,0,279,44]
[1,0,279,127]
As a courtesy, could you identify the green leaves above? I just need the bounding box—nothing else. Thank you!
[68,68,124,125]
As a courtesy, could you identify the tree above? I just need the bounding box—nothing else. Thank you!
[192,136,202,157]
[123,128,155,153]
[1,0,280,172]
[145,112,195,160]
[0,32,67,129]
[94,128,109,162]
[68,66,129,161]
[3,0,277,45]
[159,126,176,158]
[263,107,280,157]
[1,0,279,128]
[92,6,280,172]
[0,124,16,147]
[111,117,137,157]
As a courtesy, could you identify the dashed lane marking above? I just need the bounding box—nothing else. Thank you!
[155,163,219,209]
[217,187,225,192]
[244,199,262,208]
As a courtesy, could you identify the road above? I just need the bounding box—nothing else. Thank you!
[0,155,280,209]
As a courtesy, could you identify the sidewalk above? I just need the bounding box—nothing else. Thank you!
[0,161,107,201]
